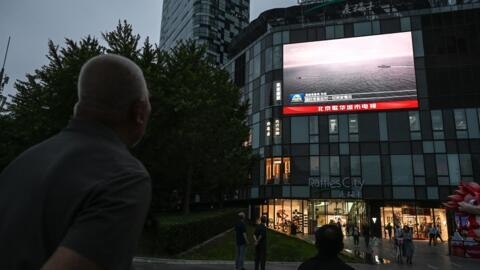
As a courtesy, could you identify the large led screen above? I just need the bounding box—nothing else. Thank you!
[283,32,418,115]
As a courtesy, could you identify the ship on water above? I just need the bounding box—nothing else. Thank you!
[378,65,391,68]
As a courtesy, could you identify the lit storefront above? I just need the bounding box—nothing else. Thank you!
[260,199,365,235]
[380,206,447,240]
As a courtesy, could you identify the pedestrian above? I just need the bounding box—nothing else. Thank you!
[402,226,414,264]
[394,224,404,263]
[235,212,249,270]
[436,224,444,243]
[352,225,360,247]
[298,224,355,270]
[428,225,438,246]
[254,215,268,270]
[0,54,152,270]
[362,223,371,248]
[385,222,393,239]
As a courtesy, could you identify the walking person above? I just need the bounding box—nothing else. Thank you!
[385,223,393,239]
[254,215,268,270]
[394,224,404,263]
[428,225,438,246]
[0,54,152,270]
[403,226,415,264]
[352,225,360,247]
[234,212,249,270]
[362,223,371,248]
[298,224,355,270]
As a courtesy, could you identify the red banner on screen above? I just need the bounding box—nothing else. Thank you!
[283,100,418,115]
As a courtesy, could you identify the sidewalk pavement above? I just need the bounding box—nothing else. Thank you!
[134,236,480,270]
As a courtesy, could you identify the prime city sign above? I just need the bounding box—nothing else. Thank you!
[309,176,364,198]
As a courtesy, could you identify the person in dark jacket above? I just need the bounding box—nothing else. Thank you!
[0,54,152,270]
[254,215,268,270]
[298,224,355,270]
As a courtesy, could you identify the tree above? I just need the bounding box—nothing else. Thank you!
[2,22,252,216]
[1,37,103,170]
[139,40,251,214]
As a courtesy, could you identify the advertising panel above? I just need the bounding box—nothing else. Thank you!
[283,32,418,115]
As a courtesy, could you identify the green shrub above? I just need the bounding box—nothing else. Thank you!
[138,208,243,256]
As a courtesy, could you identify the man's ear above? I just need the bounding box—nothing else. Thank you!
[130,100,147,125]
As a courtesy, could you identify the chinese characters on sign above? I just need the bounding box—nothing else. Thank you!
[309,177,364,198]
[319,103,376,112]
[274,119,281,136]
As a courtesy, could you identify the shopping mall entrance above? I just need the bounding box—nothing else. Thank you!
[380,206,447,240]
[259,199,366,235]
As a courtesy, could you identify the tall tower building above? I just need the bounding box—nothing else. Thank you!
[160,0,250,66]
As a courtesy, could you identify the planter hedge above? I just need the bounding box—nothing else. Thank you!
[138,208,243,256]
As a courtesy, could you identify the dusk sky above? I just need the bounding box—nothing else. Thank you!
[0,0,298,98]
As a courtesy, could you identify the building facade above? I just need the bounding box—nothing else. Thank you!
[160,0,250,65]
[226,0,480,239]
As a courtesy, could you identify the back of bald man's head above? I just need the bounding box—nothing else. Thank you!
[75,54,148,117]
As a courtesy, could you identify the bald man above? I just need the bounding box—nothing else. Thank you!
[298,225,355,270]
[0,54,152,270]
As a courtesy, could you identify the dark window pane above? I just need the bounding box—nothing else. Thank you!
[391,155,413,185]
[387,112,410,141]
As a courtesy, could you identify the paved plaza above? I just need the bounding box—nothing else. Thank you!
[134,236,480,270]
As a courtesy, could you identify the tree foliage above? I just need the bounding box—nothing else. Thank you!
[1,21,252,214]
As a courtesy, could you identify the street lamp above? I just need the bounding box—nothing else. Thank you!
[0,36,11,112]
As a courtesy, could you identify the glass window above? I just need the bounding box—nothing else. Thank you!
[413,155,425,176]
[431,110,444,131]
[423,141,434,153]
[393,187,415,199]
[379,112,388,141]
[330,156,340,176]
[361,156,381,185]
[291,117,309,143]
[310,144,319,155]
[459,154,473,175]
[310,156,320,175]
[265,47,272,72]
[320,156,330,179]
[466,109,480,138]
[340,143,349,155]
[391,155,413,185]
[427,187,439,200]
[334,24,344,38]
[409,111,420,131]
[454,109,467,130]
[349,114,358,133]
[272,45,282,70]
[339,115,348,142]
[273,32,282,45]
[436,154,448,176]
[310,116,319,134]
[266,158,272,183]
[448,154,460,186]
[326,25,334,39]
[351,156,361,176]
[400,17,411,31]
[434,141,446,153]
[282,31,289,44]
[283,157,291,183]
[412,31,424,57]
[252,123,260,148]
[329,115,338,134]
[353,21,372,36]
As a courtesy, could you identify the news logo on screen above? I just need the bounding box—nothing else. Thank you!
[289,93,305,103]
